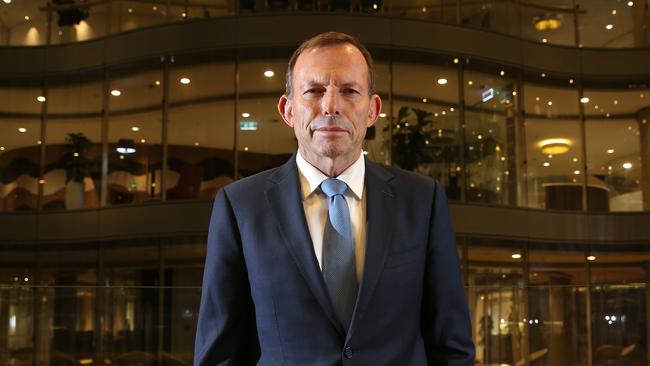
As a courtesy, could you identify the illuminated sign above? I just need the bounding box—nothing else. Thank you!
[240,121,258,131]
[482,88,494,102]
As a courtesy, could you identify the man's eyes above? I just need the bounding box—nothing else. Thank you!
[302,88,360,95]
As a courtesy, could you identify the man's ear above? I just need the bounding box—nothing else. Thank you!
[367,94,382,127]
[278,95,294,127]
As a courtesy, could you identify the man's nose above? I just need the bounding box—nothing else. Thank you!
[321,90,341,116]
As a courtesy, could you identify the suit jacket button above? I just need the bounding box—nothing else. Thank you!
[344,346,353,359]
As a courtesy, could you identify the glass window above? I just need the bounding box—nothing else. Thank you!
[238,59,293,177]
[577,0,638,48]
[466,238,525,365]
[168,60,235,200]
[45,79,103,210]
[391,59,462,200]
[0,84,43,212]
[524,81,583,210]
[109,68,163,205]
[464,66,517,205]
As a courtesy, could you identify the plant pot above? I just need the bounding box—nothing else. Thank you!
[65,180,85,209]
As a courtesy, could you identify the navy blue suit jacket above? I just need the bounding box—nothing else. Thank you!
[194,155,475,365]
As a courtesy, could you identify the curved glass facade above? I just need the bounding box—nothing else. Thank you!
[1,9,650,366]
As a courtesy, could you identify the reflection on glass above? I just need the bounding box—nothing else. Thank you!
[108,69,163,205]
[464,68,515,204]
[391,61,462,199]
[168,62,236,200]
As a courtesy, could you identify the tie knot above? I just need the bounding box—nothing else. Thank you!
[321,178,348,197]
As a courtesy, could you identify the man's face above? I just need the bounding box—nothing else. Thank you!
[278,44,381,166]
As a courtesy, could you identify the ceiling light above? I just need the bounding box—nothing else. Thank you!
[244,147,249,151]
[18,127,27,133]
[180,77,191,85]
[140,138,146,143]
[538,138,571,155]
[594,105,599,109]
[450,107,455,112]
[623,162,632,169]
[379,113,387,118]
[131,126,140,132]
[605,24,614,30]
[569,79,574,84]
[0,147,4,151]
[467,80,473,86]
[153,5,157,10]
[613,100,618,105]
[499,70,505,76]
[116,139,136,154]
[3,0,12,4]
[543,162,550,167]
[541,73,546,77]
[128,8,133,13]
[542,38,548,43]
[572,157,578,162]
[535,96,540,101]
[627,1,634,6]
[422,98,427,103]
[24,15,29,21]
[612,9,617,15]
[442,111,446,115]
[241,112,250,118]
[111,89,121,96]
[421,7,426,12]
[574,170,581,175]
[453,58,459,64]
[437,78,448,85]
[547,101,553,106]
[580,97,589,103]
[587,255,596,261]
[154,80,161,86]
[534,14,561,31]
[194,142,199,146]
[264,70,274,78]
[181,12,187,17]
[511,254,521,259]
[36,96,46,102]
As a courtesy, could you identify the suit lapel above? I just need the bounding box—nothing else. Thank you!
[264,156,345,336]
[347,159,395,341]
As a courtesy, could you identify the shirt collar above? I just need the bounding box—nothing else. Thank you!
[296,151,365,200]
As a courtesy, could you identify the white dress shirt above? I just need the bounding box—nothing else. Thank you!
[296,151,366,284]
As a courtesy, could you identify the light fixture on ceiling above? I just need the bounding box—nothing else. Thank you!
[116,139,136,154]
[180,77,191,85]
[543,162,550,167]
[422,98,427,103]
[574,170,581,175]
[3,0,12,4]
[264,70,274,78]
[111,89,121,96]
[128,8,133,13]
[36,96,46,102]
[605,24,614,30]
[547,101,553,106]
[437,78,448,85]
[499,70,505,76]
[24,15,29,21]
[379,113,387,118]
[453,58,459,64]
[538,138,571,155]
[131,126,140,132]
[607,148,615,154]
[467,80,473,86]
[627,1,633,6]
[580,97,590,103]
[612,9,617,15]
[511,253,521,259]
[154,80,161,86]
[569,79,574,84]
[623,162,632,169]
[241,112,250,118]
[542,38,548,43]
[18,127,27,133]
[534,14,561,31]
[587,255,596,261]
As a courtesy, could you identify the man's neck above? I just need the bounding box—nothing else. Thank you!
[299,148,362,178]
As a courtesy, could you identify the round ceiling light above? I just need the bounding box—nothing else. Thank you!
[534,14,561,31]
[437,78,448,85]
[264,70,274,78]
[538,138,571,155]
[580,97,590,103]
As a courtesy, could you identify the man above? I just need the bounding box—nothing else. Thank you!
[194,32,474,365]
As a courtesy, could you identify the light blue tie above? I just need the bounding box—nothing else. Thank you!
[321,178,357,330]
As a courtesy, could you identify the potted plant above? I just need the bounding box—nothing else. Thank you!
[62,132,92,209]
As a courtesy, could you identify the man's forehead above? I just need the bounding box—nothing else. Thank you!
[293,44,368,84]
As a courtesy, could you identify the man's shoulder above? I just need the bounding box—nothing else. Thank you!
[366,160,439,191]
[221,160,293,199]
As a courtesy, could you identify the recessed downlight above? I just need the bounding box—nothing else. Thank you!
[623,162,632,169]
[264,70,274,78]
[437,78,448,85]
[18,127,27,133]
[111,89,121,96]
[379,113,387,118]
[605,24,614,30]
[511,254,521,259]
[607,149,614,154]
[37,96,46,102]
[180,77,191,85]
[241,112,250,118]
[587,255,596,261]
[580,97,590,103]
[131,126,140,132]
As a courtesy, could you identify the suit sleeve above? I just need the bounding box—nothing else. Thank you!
[194,189,259,366]
[421,182,475,366]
